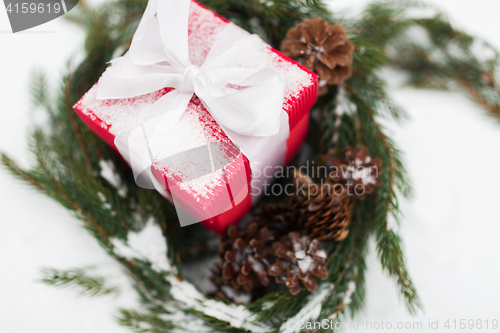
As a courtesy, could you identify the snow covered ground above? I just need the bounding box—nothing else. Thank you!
[1,0,499,332]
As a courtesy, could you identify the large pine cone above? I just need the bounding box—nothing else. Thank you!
[328,146,383,200]
[268,232,328,295]
[219,222,276,293]
[290,171,353,242]
[281,17,354,96]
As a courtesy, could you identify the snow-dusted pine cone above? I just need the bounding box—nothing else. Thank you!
[219,222,275,293]
[290,170,353,242]
[280,17,354,96]
[268,232,328,295]
[328,146,383,199]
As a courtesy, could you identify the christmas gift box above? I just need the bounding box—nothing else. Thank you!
[73,0,318,234]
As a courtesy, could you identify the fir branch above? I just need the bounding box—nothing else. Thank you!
[248,289,309,324]
[40,267,117,297]
[131,273,172,310]
[0,154,44,191]
[356,1,500,122]
[375,226,422,314]
[459,77,500,122]
[117,309,175,333]
[316,22,420,314]
[29,69,51,110]
[29,128,112,241]
[63,74,93,170]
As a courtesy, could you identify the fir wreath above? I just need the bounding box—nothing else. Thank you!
[2,0,500,331]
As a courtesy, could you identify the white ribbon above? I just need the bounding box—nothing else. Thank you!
[96,0,290,225]
[97,0,286,137]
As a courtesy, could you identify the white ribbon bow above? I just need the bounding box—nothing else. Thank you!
[97,0,286,139]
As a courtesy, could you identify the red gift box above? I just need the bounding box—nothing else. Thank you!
[74,1,318,234]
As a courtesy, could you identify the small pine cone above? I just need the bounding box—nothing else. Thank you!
[290,171,353,242]
[219,222,276,293]
[281,17,354,96]
[268,232,328,295]
[328,146,383,200]
[209,266,252,305]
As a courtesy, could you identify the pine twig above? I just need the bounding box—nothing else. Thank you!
[33,138,110,240]
[40,267,117,297]
[458,78,500,122]
[0,154,44,190]
[63,75,93,170]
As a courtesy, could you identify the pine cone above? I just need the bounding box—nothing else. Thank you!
[281,17,354,96]
[268,232,328,295]
[209,266,252,305]
[219,222,276,293]
[255,203,296,234]
[328,146,383,200]
[290,171,353,242]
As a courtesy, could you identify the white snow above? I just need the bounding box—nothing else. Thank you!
[332,87,356,144]
[99,160,127,197]
[297,255,313,273]
[315,250,327,259]
[280,283,334,333]
[351,165,378,185]
[470,39,498,63]
[160,311,214,333]
[97,191,114,213]
[295,250,306,259]
[111,218,173,274]
[386,212,399,232]
[342,280,356,306]
[220,285,252,304]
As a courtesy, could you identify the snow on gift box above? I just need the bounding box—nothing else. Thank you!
[73,0,318,234]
